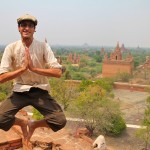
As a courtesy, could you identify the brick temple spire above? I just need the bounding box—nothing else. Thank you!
[102,42,134,77]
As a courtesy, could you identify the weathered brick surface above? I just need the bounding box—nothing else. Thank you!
[0,125,114,150]
[113,82,150,92]
[102,63,133,77]
[29,128,94,150]
[0,129,22,150]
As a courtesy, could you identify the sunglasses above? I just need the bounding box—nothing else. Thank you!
[19,22,35,28]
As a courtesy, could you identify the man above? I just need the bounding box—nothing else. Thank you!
[0,14,66,141]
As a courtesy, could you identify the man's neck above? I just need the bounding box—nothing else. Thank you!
[22,38,33,48]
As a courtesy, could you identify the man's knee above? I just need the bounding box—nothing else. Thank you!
[46,111,67,131]
[0,114,15,131]
[58,113,67,128]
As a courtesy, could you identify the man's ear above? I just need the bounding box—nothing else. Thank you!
[18,26,20,32]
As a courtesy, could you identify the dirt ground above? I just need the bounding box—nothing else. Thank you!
[113,89,149,125]
[104,89,150,150]
[105,128,149,150]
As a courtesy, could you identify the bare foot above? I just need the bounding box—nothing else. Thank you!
[20,119,28,139]
[27,120,36,141]
[14,118,28,139]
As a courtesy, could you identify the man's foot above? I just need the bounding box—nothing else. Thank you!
[14,118,28,139]
[27,120,36,141]
[21,119,28,139]
[27,119,50,141]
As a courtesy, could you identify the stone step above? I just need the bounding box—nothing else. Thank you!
[0,129,22,150]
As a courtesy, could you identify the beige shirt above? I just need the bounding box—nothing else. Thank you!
[0,39,62,92]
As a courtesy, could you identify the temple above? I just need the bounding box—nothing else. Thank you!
[142,56,150,69]
[100,47,105,55]
[67,53,80,64]
[102,42,134,77]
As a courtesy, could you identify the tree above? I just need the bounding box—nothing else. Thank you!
[0,81,13,102]
[69,83,126,136]
[115,72,132,82]
[49,78,78,111]
[32,79,79,119]
[64,70,72,80]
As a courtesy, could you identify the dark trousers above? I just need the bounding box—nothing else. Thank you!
[0,88,66,131]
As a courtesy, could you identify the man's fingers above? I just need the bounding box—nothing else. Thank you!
[25,47,29,51]
[25,48,31,61]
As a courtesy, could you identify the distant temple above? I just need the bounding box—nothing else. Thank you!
[67,53,80,64]
[142,56,150,69]
[102,42,134,77]
[100,47,105,55]
[44,38,62,64]
[120,44,129,53]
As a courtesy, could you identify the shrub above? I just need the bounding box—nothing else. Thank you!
[115,72,132,82]
[79,80,93,91]
[95,78,114,92]
[0,92,7,102]
[69,84,126,136]
[106,115,126,135]
[72,73,86,80]
[0,81,13,95]
[49,78,79,111]
[32,108,44,120]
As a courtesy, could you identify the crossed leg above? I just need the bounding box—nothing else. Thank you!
[14,117,49,141]
[27,119,49,141]
[14,117,28,139]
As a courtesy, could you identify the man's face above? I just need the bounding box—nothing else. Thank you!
[18,20,35,39]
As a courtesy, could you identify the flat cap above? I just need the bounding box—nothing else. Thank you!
[17,14,38,25]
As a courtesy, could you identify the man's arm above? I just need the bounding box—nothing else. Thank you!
[29,67,62,78]
[27,47,64,78]
[0,48,29,83]
[0,67,27,83]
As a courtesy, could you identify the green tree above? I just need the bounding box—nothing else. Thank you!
[49,78,78,111]
[0,81,13,95]
[95,78,114,92]
[79,58,87,68]
[70,84,126,136]
[0,92,7,102]
[64,70,72,80]
[0,81,13,101]
[32,108,44,120]
[115,72,132,82]
[72,73,86,80]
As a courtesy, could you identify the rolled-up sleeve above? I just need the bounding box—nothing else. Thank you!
[0,46,12,74]
[44,43,62,69]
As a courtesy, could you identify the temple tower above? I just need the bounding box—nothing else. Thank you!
[102,42,134,77]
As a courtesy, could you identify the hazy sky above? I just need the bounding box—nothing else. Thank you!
[0,0,150,47]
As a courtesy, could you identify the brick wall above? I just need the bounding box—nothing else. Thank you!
[113,82,150,92]
[0,138,22,150]
[65,80,149,92]
[102,62,133,77]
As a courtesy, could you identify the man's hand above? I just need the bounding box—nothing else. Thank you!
[28,53,34,71]
[25,48,35,71]
[0,48,30,83]
[23,48,62,78]
[22,47,29,71]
